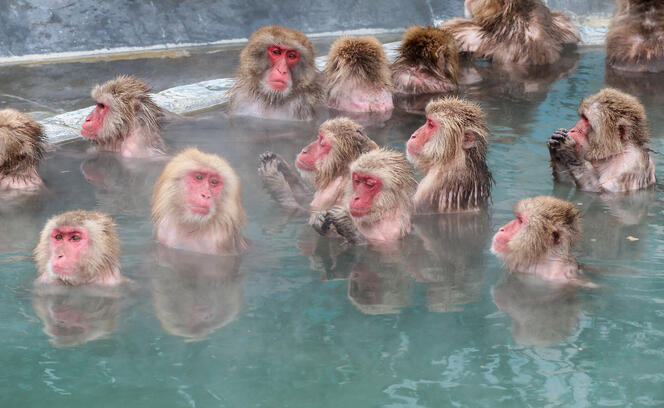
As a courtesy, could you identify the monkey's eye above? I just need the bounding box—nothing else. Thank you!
[195,174,203,181]
[517,216,523,224]
[71,235,81,241]
[272,48,282,55]
[288,52,297,59]
[366,180,376,187]
[55,234,63,240]
[97,103,105,109]
[427,120,435,129]
[210,179,219,186]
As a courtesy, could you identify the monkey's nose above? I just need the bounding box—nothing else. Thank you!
[353,196,360,201]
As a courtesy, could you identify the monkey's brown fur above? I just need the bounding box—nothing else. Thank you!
[90,75,165,152]
[502,196,581,271]
[315,117,378,190]
[391,26,459,94]
[229,25,324,120]
[152,148,247,254]
[325,36,392,95]
[606,0,664,72]
[0,108,45,181]
[34,210,121,285]
[443,0,580,65]
[413,97,493,212]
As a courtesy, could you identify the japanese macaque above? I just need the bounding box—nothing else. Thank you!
[442,0,580,65]
[81,75,166,158]
[0,108,45,191]
[606,0,664,72]
[491,196,583,282]
[258,117,377,212]
[34,210,124,286]
[546,88,656,193]
[324,36,394,113]
[391,26,459,95]
[152,148,247,255]
[407,97,493,213]
[312,149,417,245]
[228,25,324,120]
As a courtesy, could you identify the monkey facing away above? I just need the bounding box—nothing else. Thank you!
[228,25,324,120]
[442,0,580,66]
[407,96,493,213]
[312,148,417,245]
[152,148,247,255]
[606,0,664,73]
[258,117,377,212]
[391,26,459,95]
[546,88,656,193]
[492,196,583,282]
[0,108,46,191]
[325,36,394,113]
[81,75,166,158]
[34,210,125,286]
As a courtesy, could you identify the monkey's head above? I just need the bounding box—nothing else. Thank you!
[569,88,649,161]
[396,26,459,84]
[34,210,120,286]
[492,196,581,270]
[325,36,392,89]
[0,108,45,175]
[407,97,488,171]
[296,117,377,188]
[152,148,244,228]
[81,75,163,145]
[347,149,416,226]
[240,25,317,99]
[464,0,505,20]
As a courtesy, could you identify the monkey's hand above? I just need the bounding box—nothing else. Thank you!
[258,152,303,210]
[547,129,582,167]
[325,206,367,245]
[309,211,333,235]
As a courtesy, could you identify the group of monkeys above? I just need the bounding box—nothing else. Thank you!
[0,0,660,290]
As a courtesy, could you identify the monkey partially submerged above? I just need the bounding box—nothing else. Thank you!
[547,88,656,193]
[312,148,417,245]
[0,109,46,191]
[406,97,493,213]
[258,117,377,212]
[81,75,166,158]
[442,0,580,66]
[228,25,325,120]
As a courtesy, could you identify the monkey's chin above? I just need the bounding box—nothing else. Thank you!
[296,167,315,187]
[490,240,506,257]
[405,150,419,165]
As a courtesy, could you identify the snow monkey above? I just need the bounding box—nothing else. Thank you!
[258,117,378,212]
[492,196,582,282]
[81,75,166,158]
[324,36,394,113]
[407,96,493,213]
[312,148,417,245]
[442,0,580,65]
[546,88,656,193]
[391,26,459,95]
[152,148,246,255]
[0,108,46,191]
[34,210,124,286]
[606,0,664,72]
[228,25,325,120]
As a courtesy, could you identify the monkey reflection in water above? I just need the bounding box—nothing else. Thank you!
[152,246,244,340]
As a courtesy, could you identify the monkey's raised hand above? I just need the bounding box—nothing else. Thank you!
[258,152,302,210]
[547,128,582,167]
[324,206,367,245]
[309,211,332,235]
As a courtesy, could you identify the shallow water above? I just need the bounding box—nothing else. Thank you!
[1,48,664,407]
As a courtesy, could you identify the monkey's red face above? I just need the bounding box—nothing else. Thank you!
[49,227,90,277]
[407,116,437,156]
[568,116,591,152]
[266,45,300,92]
[81,103,110,139]
[184,169,223,215]
[492,213,526,253]
[296,132,332,171]
[349,172,382,217]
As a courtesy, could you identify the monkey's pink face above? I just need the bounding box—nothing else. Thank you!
[184,169,223,215]
[568,116,591,152]
[296,132,332,172]
[50,226,90,277]
[81,103,110,139]
[407,116,437,156]
[492,213,526,253]
[349,172,382,217]
[266,45,300,92]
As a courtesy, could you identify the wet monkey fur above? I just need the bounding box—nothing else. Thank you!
[0,109,46,191]
[228,25,325,120]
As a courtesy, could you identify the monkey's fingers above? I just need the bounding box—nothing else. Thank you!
[310,211,332,235]
[259,151,277,163]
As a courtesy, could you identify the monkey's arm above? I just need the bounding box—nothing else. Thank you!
[547,129,603,192]
[312,206,367,245]
[258,152,313,210]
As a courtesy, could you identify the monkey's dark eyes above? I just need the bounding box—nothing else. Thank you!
[272,49,282,55]
[288,53,297,59]
[210,179,219,185]
[366,181,376,187]
[517,217,523,224]
[55,234,63,240]
[71,235,81,241]
[195,174,203,180]
[97,103,105,109]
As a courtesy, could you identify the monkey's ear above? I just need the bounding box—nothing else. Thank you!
[552,229,561,245]
[617,119,630,141]
[462,130,476,149]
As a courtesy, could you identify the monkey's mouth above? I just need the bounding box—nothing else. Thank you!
[267,80,289,91]
[350,207,370,217]
[296,159,315,171]
[80,128,97,139]
[491,237,507,253]
[406,145,421,156]
[189,205,211,215]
